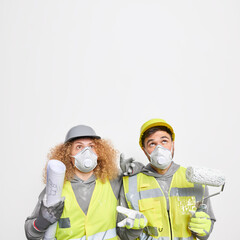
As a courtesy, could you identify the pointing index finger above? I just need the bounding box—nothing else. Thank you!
[117,206,133,216]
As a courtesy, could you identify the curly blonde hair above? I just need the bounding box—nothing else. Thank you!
[43,138,119,183]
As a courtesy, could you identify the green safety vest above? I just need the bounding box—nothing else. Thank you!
[55,179,118,240]
[123,166,205,240]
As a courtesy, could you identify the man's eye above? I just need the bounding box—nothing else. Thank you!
[149,143,156,147]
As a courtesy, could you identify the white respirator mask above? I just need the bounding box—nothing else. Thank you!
[72,147,98,173]
[146,144,173,170]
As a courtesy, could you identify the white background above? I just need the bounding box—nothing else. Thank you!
[1,0,239,239]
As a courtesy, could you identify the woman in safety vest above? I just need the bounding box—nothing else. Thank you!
[117,118,216,240]
[25,124,145,240]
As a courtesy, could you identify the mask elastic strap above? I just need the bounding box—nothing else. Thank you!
[144,148,151,157]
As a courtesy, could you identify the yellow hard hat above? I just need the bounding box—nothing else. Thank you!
[139,118,175,148]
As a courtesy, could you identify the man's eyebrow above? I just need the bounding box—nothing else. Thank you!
[146,139,154,145]
[160,136,170,139]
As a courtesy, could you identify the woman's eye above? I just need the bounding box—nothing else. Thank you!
[76,146,82,150]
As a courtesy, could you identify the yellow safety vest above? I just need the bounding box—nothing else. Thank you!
[123,166,205,240]
[55,179,118,240]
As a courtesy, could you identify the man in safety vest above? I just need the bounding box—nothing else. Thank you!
[117,119,216,240]
[25,124,144,240]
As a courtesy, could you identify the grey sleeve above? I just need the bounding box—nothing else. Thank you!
[116,184,143,240]
[110,175,123,199]
[24,188,46,240]
[192,186,216,240]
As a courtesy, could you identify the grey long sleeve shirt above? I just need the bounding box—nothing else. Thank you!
[24,174,122,240]
[117,162,216,240]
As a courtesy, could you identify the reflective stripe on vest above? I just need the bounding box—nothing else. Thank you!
[123,166,204,240]
[88,227,117,240]
[68,228,117,240]
[170,185,204,202]
[173,238,194,240]
[55,180,118,240]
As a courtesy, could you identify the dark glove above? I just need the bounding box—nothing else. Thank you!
[35,199,64,231]
[120,153,145,176]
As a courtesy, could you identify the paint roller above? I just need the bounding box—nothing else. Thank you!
[186,166,225,210]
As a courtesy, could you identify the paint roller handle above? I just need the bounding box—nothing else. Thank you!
[200,183,225,204]
[196,203,207,212]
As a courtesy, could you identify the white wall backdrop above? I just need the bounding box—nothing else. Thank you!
[1,0,239,239]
